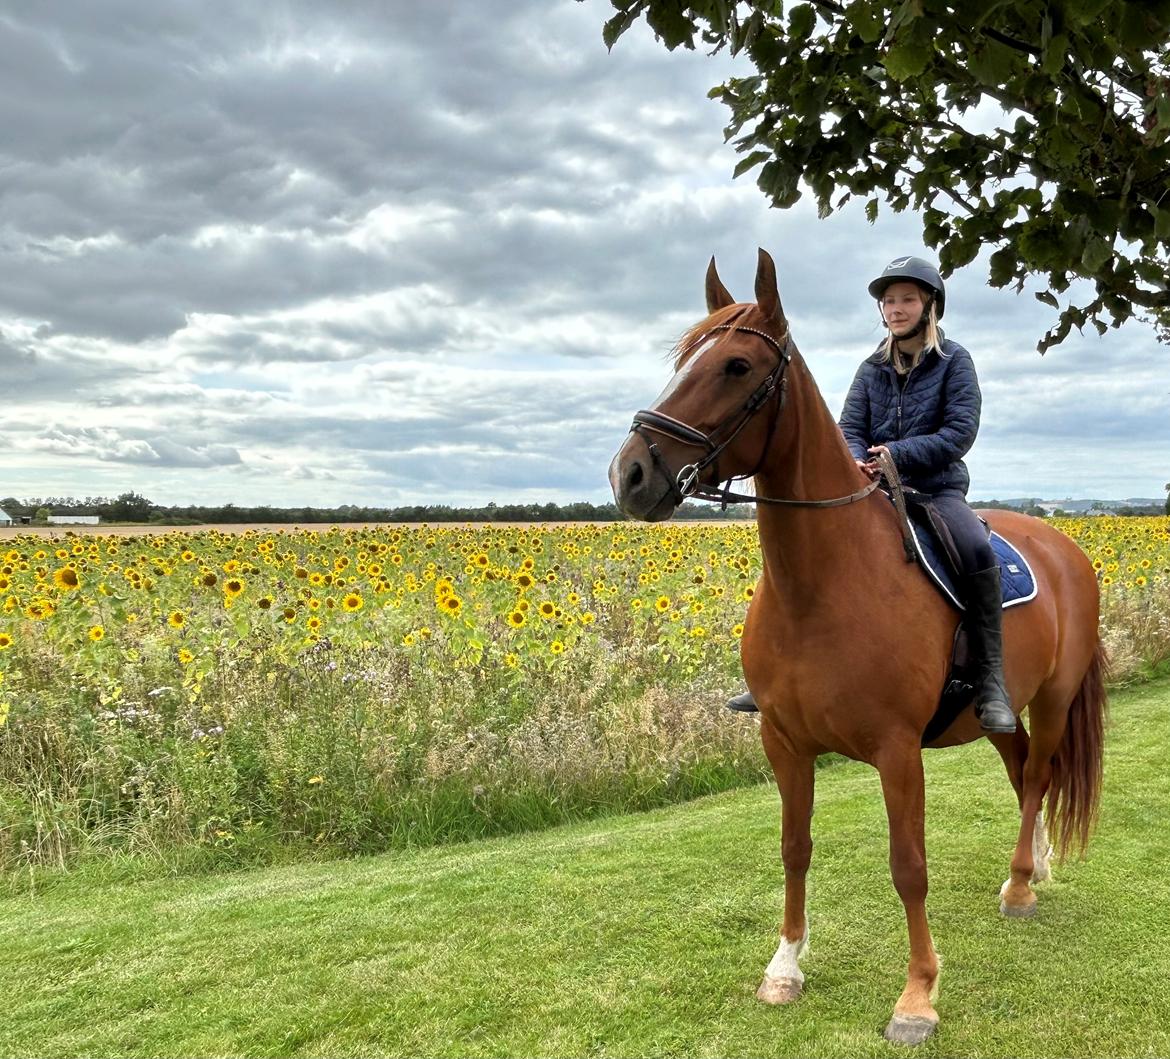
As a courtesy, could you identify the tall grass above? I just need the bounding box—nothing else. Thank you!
[1,518,1167,876]
[1,629,765,873]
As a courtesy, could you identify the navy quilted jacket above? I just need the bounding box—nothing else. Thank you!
[838,337,981,495]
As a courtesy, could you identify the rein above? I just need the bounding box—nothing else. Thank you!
[629,324,881,510]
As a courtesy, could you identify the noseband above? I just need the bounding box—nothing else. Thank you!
[628,324,880,509]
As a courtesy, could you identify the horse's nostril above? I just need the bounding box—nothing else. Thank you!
[628,461,644,489]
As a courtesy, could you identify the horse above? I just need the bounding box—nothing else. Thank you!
[607,249,1106,1046]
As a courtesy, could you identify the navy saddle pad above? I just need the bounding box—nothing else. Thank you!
[911,523,1037,610]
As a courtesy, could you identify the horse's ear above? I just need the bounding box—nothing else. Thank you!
[706,256,735,312]
[754,248,785,324]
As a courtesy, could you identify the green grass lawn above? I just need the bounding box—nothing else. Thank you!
[4,677,1169,1059]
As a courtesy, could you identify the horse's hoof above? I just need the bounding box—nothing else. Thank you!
[1000,897,1038,918]
[756,975,803,1004]
[883,1014,938,1046]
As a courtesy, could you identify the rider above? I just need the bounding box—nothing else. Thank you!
[726,256,1016,735]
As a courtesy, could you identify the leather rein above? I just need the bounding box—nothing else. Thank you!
[628,323,881,510]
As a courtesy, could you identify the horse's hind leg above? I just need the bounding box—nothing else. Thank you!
[998,691,1072,916]
[989,726,1054,888]
[757,720,815,1005]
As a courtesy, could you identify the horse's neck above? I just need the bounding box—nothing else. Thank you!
[754,354,888,593]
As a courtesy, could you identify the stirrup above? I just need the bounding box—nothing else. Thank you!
[726,690,759,713]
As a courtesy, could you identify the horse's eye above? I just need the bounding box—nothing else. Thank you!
[725,358,752,377]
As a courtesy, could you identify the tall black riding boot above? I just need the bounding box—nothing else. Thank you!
[964,566,1016,734]
[726,690,759,713]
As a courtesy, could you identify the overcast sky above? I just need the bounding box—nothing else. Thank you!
[1,1,1166,508]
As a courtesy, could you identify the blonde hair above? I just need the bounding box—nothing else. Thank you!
[878,296,943,369]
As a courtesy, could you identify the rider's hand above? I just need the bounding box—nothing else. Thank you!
[856,459,881,481]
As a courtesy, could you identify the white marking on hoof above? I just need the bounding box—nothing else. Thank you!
[757,928,808,1004]
[999,879,1037,918]
[884,1014,938,1046]
[1031,812,1053,883]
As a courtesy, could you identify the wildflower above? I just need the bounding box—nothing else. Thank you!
[88,625,106,642]
[402,633,416,647]
[342,593,364,613]
[549,640,566,655]
[538,601,556,620]
[178,648,194,665]
[504,652,519,668]
[732,622,745,638]
[0,632,12,650]
[201,571,218,587]
[506,609,526,628]
[655,595,671,612]
[579,611,596,625]
[167,610,186,629]
[224,578,245,598]
[440,595,462,615]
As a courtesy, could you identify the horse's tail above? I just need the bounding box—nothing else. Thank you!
[1046,638,1109,860]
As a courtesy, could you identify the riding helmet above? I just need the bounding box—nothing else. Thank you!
[867,256,945,318]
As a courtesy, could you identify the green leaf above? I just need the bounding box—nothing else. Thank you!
[1082,235,1113,273]
[850,3,883,43]
[602,7,642,52]
[884,37,930,81]
[865,198,879,223]
[788,3,816,41]
[732,150,771,178]
[966,38,1016,86]
[1041,32,1069,76]
[1035,290,1060,308]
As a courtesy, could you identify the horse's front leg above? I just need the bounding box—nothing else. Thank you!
[876,743,941,1045]
[757,719,815,1005]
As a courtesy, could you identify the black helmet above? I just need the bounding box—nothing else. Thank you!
[867,256,945,318]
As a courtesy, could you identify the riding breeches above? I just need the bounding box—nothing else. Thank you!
[929,488,995,574]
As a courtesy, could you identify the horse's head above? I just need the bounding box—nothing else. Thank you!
[609,249,792,521]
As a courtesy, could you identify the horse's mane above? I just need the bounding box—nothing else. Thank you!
[671,303,751,370]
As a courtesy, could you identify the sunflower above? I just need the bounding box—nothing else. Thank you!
[201,571,218,587]
[732,622,745,638]
[0,632,12,650]
[515,572,535,590]
[224,578,245,598]
[504,652,519,668]
[440,595,462,615]
[342,593,364,613]
[506,609,526,628]
[178,648,194,665]
[168,610,186,628]
[88,625,105,642]
[282,606,297,622]
[53,566,80,591]
[538,600,556,619]
[655,595,671,612]
[579,611,595,625]
[549,640,566,655]
[307,616,323,631]
[402,632,416,647]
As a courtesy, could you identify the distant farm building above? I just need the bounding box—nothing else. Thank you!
[0,508,12,525]
[47,515,101,526]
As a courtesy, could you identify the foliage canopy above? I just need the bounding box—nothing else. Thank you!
[595,0,1170,351]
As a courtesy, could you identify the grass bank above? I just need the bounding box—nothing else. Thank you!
[4,676,1168,1059]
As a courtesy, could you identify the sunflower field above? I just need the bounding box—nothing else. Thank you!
[1,517,1168,873]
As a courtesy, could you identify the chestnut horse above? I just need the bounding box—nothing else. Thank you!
[608,250,1106,1045]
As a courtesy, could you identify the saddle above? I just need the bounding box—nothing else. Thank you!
[889,489,1038,745]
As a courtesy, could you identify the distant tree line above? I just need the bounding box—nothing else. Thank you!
[0,492,755,524]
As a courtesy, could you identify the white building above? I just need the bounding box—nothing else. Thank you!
[0,508,12,525]
[47,514,101,525]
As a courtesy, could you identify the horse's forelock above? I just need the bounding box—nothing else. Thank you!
[671,303,751,370]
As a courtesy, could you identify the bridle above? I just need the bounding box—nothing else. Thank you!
[628,323,881,509]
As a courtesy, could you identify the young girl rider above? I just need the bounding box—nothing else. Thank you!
[727,256,1016,735]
